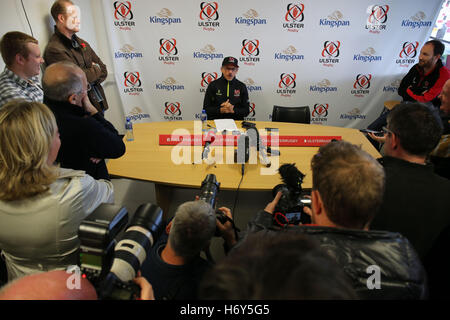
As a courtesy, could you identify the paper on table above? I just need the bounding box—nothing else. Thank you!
[214,119,239,132]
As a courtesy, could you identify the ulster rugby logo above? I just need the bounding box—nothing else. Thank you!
[200,72,218,93]
[366,5,389,33]
[123,72,143,95]
[240,39,261,66]
[277,73,297,97]
[351,74,372,97]
[319,41,341,66]
[164,102,183,120]
[158,38,179,64]
[283,3,305,31]
[396,41,419,67]
[114,1,135,29]
[311,103,329,124]
[199,2,220,30]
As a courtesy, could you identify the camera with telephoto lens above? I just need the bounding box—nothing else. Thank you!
[272,163,311,226]
[78,203,163,299]
[198,174,231,236]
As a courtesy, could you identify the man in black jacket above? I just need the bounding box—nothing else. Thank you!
[203,57,250,120]
[42,61,125,180]
[240,140,427,299]
[368,40,450,131]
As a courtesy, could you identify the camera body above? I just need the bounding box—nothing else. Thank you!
[272,164,311,226]
[78,203,163,299]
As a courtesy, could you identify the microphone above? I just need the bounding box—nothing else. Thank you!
[202,132,216,160]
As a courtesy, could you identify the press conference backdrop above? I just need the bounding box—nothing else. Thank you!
[101,0,443,128]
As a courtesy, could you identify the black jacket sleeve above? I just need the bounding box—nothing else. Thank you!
[398,67,416,101]
[84,114,126,159]
[234,83,250,119]
[203,82,222,120]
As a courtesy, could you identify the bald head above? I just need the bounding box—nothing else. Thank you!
[0,270,97,300]
[43,61,85,103]
[439,79,450,115]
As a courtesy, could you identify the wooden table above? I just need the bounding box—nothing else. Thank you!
[108,121,380,214]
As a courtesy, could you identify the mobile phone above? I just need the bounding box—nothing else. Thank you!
[360,129,384,136]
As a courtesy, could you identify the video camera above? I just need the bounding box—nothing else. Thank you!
[78,203,163,299]
[198,174,237,236]
[272,163,311,227]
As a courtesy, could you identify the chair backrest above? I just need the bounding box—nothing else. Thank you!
[272,106,311,124]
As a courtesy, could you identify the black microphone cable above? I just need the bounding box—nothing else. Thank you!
[21,0,34,38]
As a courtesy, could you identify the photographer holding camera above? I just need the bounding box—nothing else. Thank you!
[240,140,427,299]
[140,200,236,300]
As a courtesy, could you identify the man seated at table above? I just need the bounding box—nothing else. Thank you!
[203,57,250,120]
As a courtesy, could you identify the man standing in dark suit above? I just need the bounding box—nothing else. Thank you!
[42,61,125,180]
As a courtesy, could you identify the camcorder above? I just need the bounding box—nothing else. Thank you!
[198,174,237,236]
[272,163,311,227]
[78,203,163,299]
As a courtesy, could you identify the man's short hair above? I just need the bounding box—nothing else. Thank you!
[199,232,357,299]
[0,31,38,67]
[387,102,443,156]
[50,0,74,22]
[42,61,83,102]
[168,200,216,260]
[425,39,445,56]
[311,140,385,229]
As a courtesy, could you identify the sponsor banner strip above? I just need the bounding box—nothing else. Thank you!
[158,135,342,146]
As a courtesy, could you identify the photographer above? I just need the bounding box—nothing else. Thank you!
[240,140,427,299]
[140,200,236,300]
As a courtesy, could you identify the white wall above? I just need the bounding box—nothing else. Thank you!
[0,0,125,133]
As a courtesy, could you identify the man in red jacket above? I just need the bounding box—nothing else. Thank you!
[368,40,450,131]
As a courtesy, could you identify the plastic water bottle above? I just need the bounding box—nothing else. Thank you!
[125,117,134,141]
[200,109,208,133]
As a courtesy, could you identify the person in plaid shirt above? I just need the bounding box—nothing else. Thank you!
[0,31,44,107]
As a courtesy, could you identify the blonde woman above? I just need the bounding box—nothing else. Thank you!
[0,100,114,281]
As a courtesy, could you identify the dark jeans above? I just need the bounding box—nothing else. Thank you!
[368,101,444,131]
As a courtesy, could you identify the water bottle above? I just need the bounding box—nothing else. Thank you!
[125,117,134,141]
[200,109,208,134]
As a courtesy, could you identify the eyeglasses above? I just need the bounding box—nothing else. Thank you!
[224,67,237,72]
[382,126,394,135]
[86,83,92,92]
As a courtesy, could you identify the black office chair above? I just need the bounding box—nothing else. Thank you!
[272,105,311,124]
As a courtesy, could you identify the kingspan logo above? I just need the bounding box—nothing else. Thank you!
[274,45,305,62]
[319,10,350,28]
[365,4,389,33]
[401,11,432,29]
[127,107,150,122]
[164,102,183,121]
[353,47,382,63]
[383,79,401,93]
[340,108,366,121]
[243,78,262,92]
[310,79,338,93]
[155,77,185,92]
[149,8,182,25]
[115,44,143,60]
[235,9,267,26]
[193,44,224,61]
